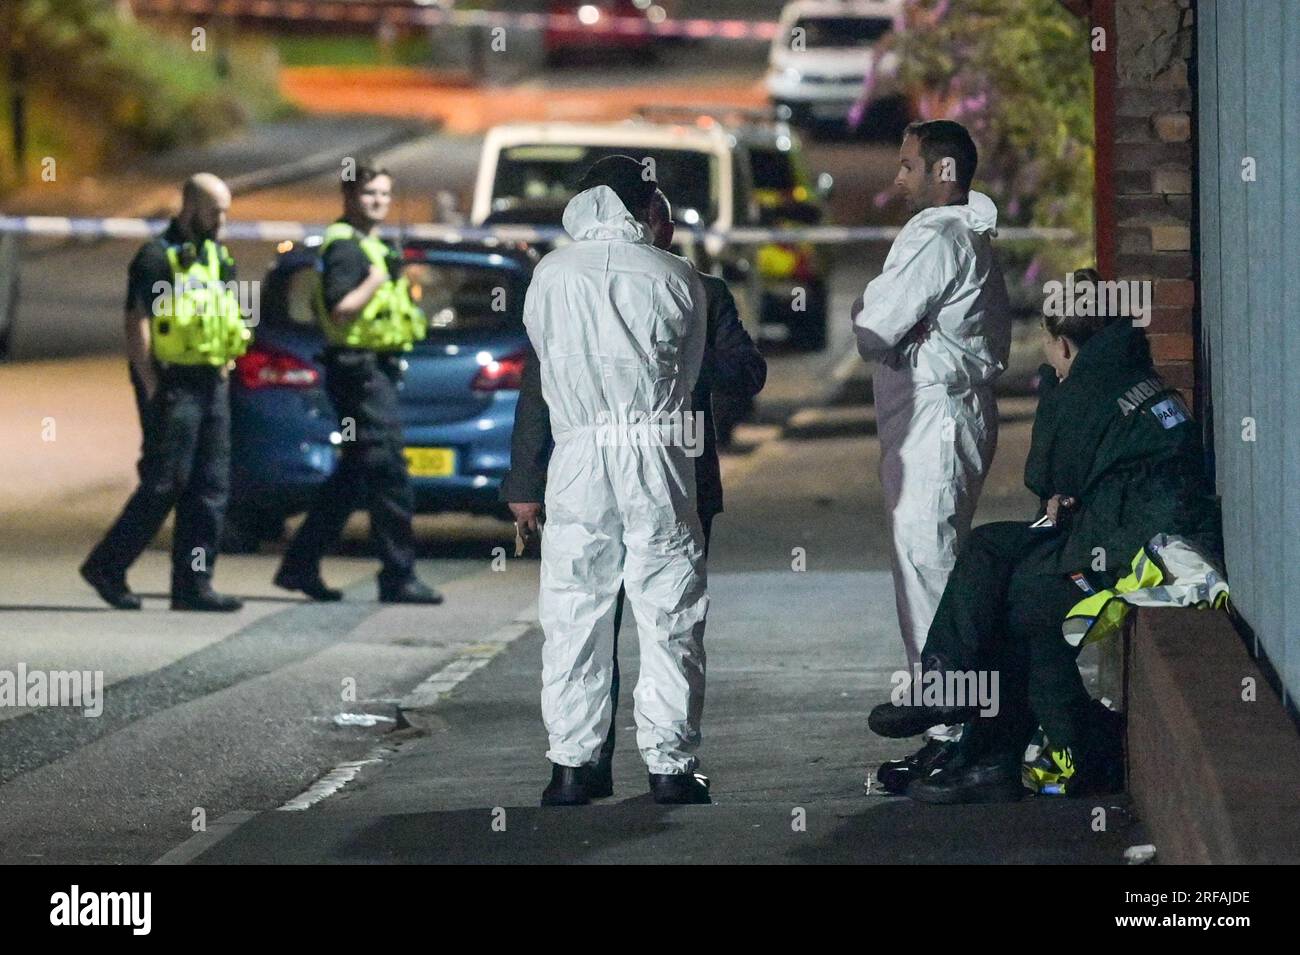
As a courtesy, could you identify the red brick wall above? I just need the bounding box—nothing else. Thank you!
[1108,0,1197,399]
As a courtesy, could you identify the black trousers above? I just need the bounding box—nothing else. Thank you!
[921,521,1096,764]
[280,349,416,585]
[599,512,713,766]
[85,363,231,592]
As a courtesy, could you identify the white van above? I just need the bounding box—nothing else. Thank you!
[471,119,763,335]
[765,0,905,128]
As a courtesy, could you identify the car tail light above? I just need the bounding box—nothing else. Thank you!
[471,349,526,392]
[236,344,320,390]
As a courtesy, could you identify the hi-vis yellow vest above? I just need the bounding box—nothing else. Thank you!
[152,240,250,366]
[320,223,427,352]
[1062,534,1229,648]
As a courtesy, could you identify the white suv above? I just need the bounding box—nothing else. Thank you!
[765,0,904,130]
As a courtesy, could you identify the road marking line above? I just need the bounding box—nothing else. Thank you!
[271,607,540,814]
[398,615,535,713]
[278,746,397,812]
[152,810,259,865]
[831,346,862,384]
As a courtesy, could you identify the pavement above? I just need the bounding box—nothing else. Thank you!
[174,392,1145,866]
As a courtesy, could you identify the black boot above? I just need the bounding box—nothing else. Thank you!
[588,718,616,798]
[906,756,1025,804]
[171,584,243,613]
[868,700,977,739]
[874,738,958,795]
[274,566,343,602]
[541,763,592,807]
[79,560,141,611]
[648,771,711,805]
[378,576,444,605]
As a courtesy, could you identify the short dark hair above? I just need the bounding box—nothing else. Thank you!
[341,163,391,198]
[1043,268,1119,346]
[577,155,657,216]
[904,120,978,192]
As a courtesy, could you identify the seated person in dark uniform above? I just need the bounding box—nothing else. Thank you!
[502,187,767,798]
[868,269,1221,803]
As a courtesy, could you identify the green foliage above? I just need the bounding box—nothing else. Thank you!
[4,0,283,165]
[894,0,1095,282]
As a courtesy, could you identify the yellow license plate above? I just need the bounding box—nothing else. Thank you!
[403,447,456,478]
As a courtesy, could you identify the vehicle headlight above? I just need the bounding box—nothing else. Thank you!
[768,66,802,84]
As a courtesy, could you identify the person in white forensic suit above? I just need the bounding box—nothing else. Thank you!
[522,156,712,807]
[852,120,1011,750]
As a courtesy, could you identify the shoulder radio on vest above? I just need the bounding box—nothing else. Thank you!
[321,223,427,352]
[151,239,250,366]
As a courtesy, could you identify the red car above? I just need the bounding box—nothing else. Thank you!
[544,0,663,62]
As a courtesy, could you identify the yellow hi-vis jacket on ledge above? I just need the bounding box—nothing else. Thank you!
[320,223,427,352]
[151,240,250,366]
[1063,533,1229,648]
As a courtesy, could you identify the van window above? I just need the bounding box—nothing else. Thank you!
[789,16,892,49]
[491,145,718,224]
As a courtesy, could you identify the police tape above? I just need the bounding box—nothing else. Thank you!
[0,215,1076,245]
[133,0,782,41]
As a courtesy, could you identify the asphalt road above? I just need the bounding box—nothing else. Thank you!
[0,48,1094,863]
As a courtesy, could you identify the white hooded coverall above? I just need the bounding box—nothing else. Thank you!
[853,190,1011,670]
[524,186,710,775]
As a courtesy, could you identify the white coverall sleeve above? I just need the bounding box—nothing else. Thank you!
[853,225,962,361]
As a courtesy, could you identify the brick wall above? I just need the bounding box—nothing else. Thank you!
[1109,0,1197,398]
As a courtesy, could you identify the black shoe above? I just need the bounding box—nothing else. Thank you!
[79,561,141,610]
[378,577,444,605]
[875,738,959,795]
[649,771,711,805]
[274,567,343,602]
[541,763,592,807]
[906,757,1026,805]
[868,699,978,739]
[171,587,243,613]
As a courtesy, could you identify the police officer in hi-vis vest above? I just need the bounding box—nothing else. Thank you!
[81,173,250,612]
[274,165,443,605]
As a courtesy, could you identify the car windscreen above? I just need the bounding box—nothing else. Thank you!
[491,144,718,224]
[404,261,528,337]
[789,16,893,49]
[749,147,798,191]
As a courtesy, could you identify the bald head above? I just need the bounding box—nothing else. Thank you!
[179,173,231,242]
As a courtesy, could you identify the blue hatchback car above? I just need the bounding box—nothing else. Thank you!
[223,238,537,552]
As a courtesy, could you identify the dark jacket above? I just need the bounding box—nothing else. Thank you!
[499,272,766,519]
[1022,320,1220,584]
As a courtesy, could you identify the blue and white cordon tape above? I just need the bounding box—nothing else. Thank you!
[0,215,1076,245]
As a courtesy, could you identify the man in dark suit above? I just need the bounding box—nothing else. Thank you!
[501,187,767,796]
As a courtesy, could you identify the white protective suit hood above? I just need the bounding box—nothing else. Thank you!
[523,183,710,777]
[562,185,655,244]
